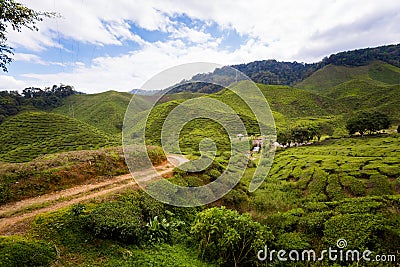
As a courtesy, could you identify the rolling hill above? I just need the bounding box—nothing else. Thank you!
[296,61,400,92]
[52,91,151,135]
[168,44,400,92]
[296,61,400,122]
[0,112,116,163]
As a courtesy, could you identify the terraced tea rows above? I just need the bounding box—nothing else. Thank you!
[0,112,117,162]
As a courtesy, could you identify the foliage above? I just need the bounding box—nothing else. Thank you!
[255,134,400,215]
[265,196,400,257]
[52,90,150,135]
[0,236,56,267]
[325,44,400,67]
[346,111,391,135]
[0,0,54,72]
[146,216,172,244]
[0,111,117,162]
[0,85,76,123]
[277,122,334,146]
[89,201,145,244]
[0,147,129,204]
[168,44,399,91]
[191,206,273,266]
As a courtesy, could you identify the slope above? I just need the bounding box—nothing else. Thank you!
[0,112,117,163]
[52,91,151,135]
[296,61,400,92]
[325,81,400,120]
[256,84,343,118]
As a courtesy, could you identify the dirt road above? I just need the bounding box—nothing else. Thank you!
[0,155,188,234]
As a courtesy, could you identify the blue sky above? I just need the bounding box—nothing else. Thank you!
[1,0,399,93]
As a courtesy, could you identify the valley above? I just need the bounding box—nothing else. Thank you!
[0,44,399,266]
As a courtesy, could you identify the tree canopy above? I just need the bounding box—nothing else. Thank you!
[0,84,76,123]
[0,0,53,72]
[346,111,391,136]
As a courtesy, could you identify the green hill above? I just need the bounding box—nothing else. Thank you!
[256,84,343,118]
[52,91,151,135]
[296,61,400,92]
[326,81,400,120]
[0,112,116,163]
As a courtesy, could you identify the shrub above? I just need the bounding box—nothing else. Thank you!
[191,207,272,266]
[323,213,383,250]
[369,174,394,196]
[0,236,56,267]
[88,201,144,244]
[275,232,310,250]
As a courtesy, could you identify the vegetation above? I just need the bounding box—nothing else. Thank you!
[277,122,334,146]
[191,207,272,266]
[296,61,400,91]
[346,111,391,136]
[0,44,399,266]
[324,44,400,67]
[0,236,56,267]
[53,91,150,135]
[0,85,76,123]
[0,145,166,204]
[168,44,400,91]
[0,147,126,204]
[0,111,117,162]
[0,0,54,72]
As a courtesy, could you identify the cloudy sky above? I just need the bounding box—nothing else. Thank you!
[1,0,399,93]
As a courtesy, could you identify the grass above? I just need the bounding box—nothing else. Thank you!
[0,147,128,204]
[0,145,166,205]
[0,112,117,163]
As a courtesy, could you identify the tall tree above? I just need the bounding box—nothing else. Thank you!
[346,111,391,136]
[0,0,54,72]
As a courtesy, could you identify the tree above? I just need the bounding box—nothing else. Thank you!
[315,122,334,141]
[346,111,391,136]
[0,0,54,72]
[397,125,400,133]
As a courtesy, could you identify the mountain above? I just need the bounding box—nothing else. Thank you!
[130,89,162,95]
[297,61,400,122]
[52,91,151,135]
[167,44,400,94]
[296,61,400,92]
[0,112,116,163]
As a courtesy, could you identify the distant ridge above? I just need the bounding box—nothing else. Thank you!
[168,44,400,94]
[130,89,162,95]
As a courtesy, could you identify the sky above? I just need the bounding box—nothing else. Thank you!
[1,0,399,93]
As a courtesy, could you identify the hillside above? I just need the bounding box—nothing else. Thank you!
[255,84,344,118]
[0,112,116,163]
[52,91,151,135]
[168,44,400,93]
[296,61,400,92]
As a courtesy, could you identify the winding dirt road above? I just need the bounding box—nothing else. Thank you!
[0,155,187,234]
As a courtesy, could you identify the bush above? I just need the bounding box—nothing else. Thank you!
[191,207,273,266]
[0,236,56,267]
[89,201,145,244]
[323,214,383,250]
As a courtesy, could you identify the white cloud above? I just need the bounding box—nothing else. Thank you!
[13,53,65,66]
[4,0,400,93]
[0,75,27,90]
